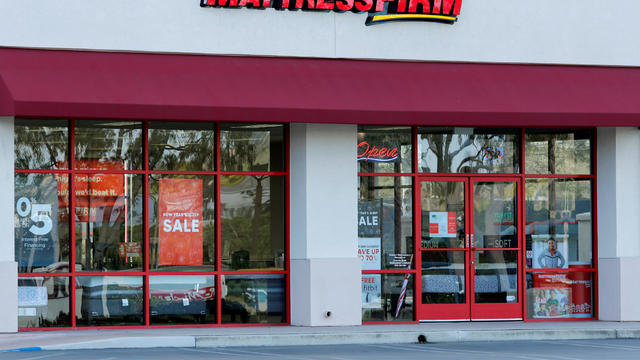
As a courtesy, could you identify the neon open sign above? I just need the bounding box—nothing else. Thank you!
[200,0,462,26]
[357,141,399,162]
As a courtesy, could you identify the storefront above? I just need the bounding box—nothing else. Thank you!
[0,1,639,332]
[358,127,596,322]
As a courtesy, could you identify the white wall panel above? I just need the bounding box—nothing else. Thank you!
[0,116,17,332]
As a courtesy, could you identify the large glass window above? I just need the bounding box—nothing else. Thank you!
[221,175,285,271]
[74,120,143,171]
[418,127,520,174]
[75,174,144,272]
[525,179,593,268]
[15,119,68,170]
[75,276,144,327]
[149,275,216,325]
[525,130,592,175]
[362,273,414,322]
[148,122,215,171]
[220,124,285,172]
[358,177,413,270]
[18,277,71,328]
[15,119,288,329]
[221,275,285,324]
[149,175,216,272]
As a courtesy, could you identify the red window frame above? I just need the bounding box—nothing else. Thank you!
[16,119,291,331]
[359,127,598,324]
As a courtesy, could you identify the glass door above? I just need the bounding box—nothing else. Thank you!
[418,178,469,320]
[418,177,522,321]
[469,178,522,320]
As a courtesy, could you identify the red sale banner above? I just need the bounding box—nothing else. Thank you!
[158,179,203,266]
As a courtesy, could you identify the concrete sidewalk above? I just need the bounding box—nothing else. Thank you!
[2,321,640,351]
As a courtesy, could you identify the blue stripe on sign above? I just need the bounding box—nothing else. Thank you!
[4,347,43,352]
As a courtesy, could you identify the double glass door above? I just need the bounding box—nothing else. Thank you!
[418,177,522,321]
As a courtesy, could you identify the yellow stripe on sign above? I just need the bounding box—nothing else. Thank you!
[371,14,457,22]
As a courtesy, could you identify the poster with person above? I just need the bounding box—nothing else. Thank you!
[532,234,569,269]
[532,287,572,319]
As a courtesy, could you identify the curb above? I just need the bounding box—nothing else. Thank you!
[8,328,636,351]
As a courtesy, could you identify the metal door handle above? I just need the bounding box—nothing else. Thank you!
[470,234,475,248]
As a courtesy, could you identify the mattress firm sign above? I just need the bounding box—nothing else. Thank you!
[200,0,461,25]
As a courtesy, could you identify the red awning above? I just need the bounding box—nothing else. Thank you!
[0,47,638,127]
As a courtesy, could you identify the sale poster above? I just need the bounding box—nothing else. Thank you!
[358,237,381,270]
[362,274,382,309]
[358,201,381,237]
[158,179,203,265]
[429,212,457,238]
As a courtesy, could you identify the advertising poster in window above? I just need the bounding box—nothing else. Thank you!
[531,234,569,269]
[358,200,381,270]
[429,212,456,238]
[531,273,572,319]
[158,179,203,265]
[362,274,382,309]
[57,160,126,223]
[358,237,381,270]
[15,175,59,269]
[358,201,381,237]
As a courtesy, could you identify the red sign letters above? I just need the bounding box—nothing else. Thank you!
[201,0,462,25]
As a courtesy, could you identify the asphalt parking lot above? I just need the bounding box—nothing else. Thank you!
[4,339,640,360]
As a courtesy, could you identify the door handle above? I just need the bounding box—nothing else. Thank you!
[470,234,475,250]
[465,234,469,248]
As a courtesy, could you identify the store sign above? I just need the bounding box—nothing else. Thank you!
[200,0,461,26]
[357,141,399,163]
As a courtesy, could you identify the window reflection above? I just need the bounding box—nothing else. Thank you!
[421,251,465,304]
[148,122,215,171]
[525,130,591,175]
[421,181,466,249]
[150,275,216,325]
[418,127,520,174]
[221,275,285,324]
[358,177,413,270]
[75,174,143,272]
[18,277,70,328]
[75,276,143,326]
[220,124,284,172]
[74,121,143,171]
[221,175,285,270]
[15,119,68,170]
[526,179,592,268]
[362,273,413,321]
[474,250,518,303]
[473,182,517,249]
[15,174,69,273]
